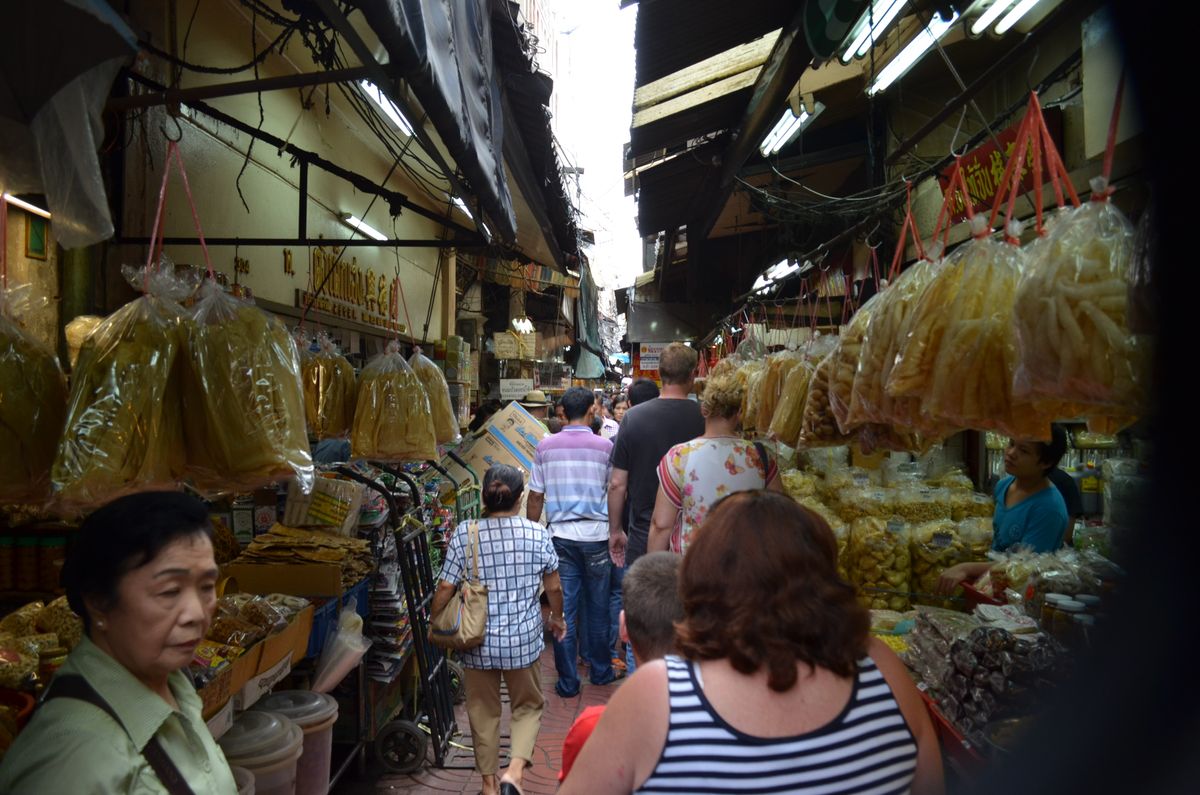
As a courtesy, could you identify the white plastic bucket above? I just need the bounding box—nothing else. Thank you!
[230,765,256,795]
[252,691,339,795]
[220,711,304,795]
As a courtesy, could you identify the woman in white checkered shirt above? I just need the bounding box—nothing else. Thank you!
[433,464,567,795]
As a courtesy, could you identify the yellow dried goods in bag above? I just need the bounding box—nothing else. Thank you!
[301,331,357,440]
[0,288,67,503]
[768,359,813,446]
[910,519,967,606]
[848,517,911,611]
[53,276,188,510]
[410,349,461,445]
[741,363,767,426]
[797,353,851,448]
[756,350,804,436]
[829,295,879,435]
[351,342,438,461]
[1012,192,1146,413]
[181,282,313,491]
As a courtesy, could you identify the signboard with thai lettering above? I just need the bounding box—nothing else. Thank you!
[937,107,1063,225]
[294,247,406,333]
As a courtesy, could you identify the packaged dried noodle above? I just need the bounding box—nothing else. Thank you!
[797,353,851,448]
[181,281,313,492]
[0,286,67,503]
[829,296,879,435]
[351,341,438,462]
[53,265,190,510]
[741,364,767,428]
[767,359,813,446]
[756,350,804,436]
[410,348,461,445]
[1012,185,1147,413]
[302,331,357,440]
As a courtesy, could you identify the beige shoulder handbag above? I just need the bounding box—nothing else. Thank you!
[431,522,489,650]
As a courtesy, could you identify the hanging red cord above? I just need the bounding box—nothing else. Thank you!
[1097,69,1127,201]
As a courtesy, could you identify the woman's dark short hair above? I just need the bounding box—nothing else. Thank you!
[627,378,660,406]
[62,491,212,633]
[482,464,524,513]
[1036,424,1070,472]
[676,490,869,691]
[468,400,503,433]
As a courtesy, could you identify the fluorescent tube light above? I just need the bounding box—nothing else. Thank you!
[2,193,51,219]
[451,195,474,220]
[759,103,825,156]
[867,12,958,96]
[340,213,387,241]
[994,0,1041,34]
[970,0,1015,35]
[842,0,909,63]
[360,80,414,137]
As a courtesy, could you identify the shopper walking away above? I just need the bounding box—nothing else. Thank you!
[608,344,702,675]
[626,378,659,407]
[0,492,237,793]
[527,387,617,697]
[558,552,684,783]
[649,369,783,555]
[432,465,565,795]
[561,491,944,795]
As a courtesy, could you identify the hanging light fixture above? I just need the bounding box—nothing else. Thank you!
[867,11,959,96]
[339,213,387,241]
[841,0,910,64]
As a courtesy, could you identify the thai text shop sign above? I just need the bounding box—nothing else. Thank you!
[633,342,667,383]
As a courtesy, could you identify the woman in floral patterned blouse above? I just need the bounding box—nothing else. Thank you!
[648,370,783,555]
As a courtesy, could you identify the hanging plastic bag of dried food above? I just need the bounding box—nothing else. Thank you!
[410,346,461,445]
[181,280,313,492]
[0,285,67,504]
[351,341,438,462]
[756,349,804,436]
[797,352,852,448]
[739,359,767,424]
[302,331,357,440]
[829,294,879,435]
[767,358,814,447]
[52,263,192,511]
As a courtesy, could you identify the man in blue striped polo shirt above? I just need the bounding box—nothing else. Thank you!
[527,386,616,697]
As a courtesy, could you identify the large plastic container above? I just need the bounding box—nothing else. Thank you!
[230,765,256,795]
[219,711,303,795]
[252,691,339,795]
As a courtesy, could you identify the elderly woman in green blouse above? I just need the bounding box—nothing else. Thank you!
[0,492,236,793]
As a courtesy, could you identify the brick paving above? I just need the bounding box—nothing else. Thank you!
[333,647,620,794]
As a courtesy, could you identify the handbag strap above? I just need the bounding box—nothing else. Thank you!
[468,521,481,584]
[754,441,770,486]
[44,674,197,795]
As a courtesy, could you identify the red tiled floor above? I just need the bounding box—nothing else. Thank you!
[332,648,621,794]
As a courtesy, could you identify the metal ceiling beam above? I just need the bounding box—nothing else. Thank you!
[111,235,474,248]
[311,0,491,242]
[689,4,810,242]
[106,66,375,112]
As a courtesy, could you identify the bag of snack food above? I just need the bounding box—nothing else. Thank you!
[301,331,357,440]
[797,352,852,448]
[910,520,968,605]
[767,359,814,446]
[52,264,191,509]
[849,517,912,610]
[351,341,438,462]
[756,350,804,436]
[409,347,461,445]
[181,280,314,492]
[829,295,879,435]
[0,285,67,503]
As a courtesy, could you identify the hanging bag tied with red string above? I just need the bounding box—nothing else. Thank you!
[409,345,461,445]
[302,330,358,441]
[351,341,438,462]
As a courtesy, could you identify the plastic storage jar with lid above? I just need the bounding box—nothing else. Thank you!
[219,711,303,795]
[1052,600,1086,644]
[1040,593,1070,629]
[251,691,339,795]
[230,765,256,795]
[1073,594,1102,610]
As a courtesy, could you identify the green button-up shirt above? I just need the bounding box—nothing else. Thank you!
[0,636,237,794]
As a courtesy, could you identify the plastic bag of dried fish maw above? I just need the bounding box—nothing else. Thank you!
[910,520,968,605]
[797,352,852,448]
[302,331,357,440]
[950,491,994,522]
[756,349,804,436]
[768,359,814,446]
[410,347,461,445]
[52,265,191,510]
[847,257,949,436]
[351,341,438,462]
[0,286,67,504]
[829,295,880,435]
[958,517,995,560]
[849,517,912,610]
[1012,182,1147,414]
[181,280,314,492]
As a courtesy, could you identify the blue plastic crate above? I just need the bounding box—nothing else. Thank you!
[304,578,371,660]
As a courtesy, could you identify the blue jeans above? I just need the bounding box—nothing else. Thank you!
[609,564,625,658]
[552,537,614,695]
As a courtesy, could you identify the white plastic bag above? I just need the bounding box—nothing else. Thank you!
[312,599,372,693]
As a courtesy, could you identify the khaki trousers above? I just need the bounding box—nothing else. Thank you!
[464,663,545,775]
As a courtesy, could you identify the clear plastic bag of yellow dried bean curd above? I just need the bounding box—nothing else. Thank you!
[410,347,461,445]
[181,280,314,492]
[302,331,357,440]
[352,341,438,462]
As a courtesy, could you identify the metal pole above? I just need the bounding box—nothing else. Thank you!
[106,66,376,112]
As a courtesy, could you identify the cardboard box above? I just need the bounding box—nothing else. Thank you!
[223,562,345,599]
[198,604,313,719]
[259,604,313,673]
[443,402,546,488]
[200,640,262,719]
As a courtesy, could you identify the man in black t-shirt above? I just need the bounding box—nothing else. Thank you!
[608,343,705,569]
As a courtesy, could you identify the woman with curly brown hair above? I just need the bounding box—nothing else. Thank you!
[560,490,943,795]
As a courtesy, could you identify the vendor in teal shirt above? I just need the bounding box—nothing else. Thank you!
[938,426,1070,594]
[0,492,236,794]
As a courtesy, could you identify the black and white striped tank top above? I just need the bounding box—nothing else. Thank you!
[634,655,918,794]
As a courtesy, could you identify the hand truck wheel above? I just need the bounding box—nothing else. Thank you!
[374,719,428,773]
[446,659,467,704]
